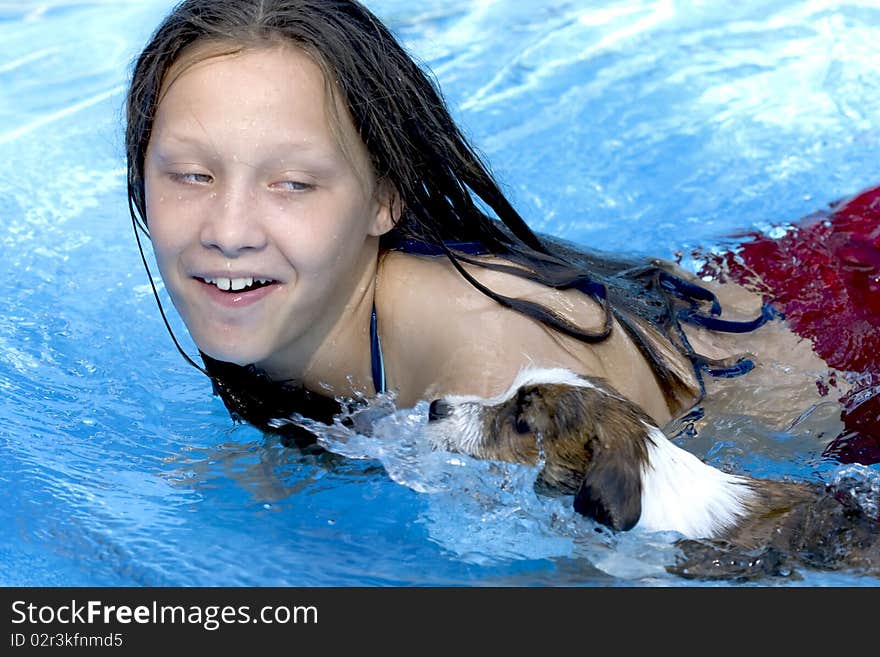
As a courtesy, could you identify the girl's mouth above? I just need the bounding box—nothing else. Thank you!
[198,276,275,293]
[195,276,280,307]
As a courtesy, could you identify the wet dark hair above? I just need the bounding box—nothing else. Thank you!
[126,0,762,445]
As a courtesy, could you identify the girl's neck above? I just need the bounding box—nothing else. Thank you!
[257,240,382,400]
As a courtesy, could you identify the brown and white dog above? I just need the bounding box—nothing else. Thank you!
[424,367,880,580]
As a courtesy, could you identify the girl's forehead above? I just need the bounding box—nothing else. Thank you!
[159,41,318,102]
[154,46,328,140]
[153,40,374,185]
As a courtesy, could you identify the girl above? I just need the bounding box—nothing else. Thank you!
[125,0,851,453]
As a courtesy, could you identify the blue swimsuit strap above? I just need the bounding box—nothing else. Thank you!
[389,238,491,256]
[370,302,386,394]
[655,271,785,380]
[657,271,782,333]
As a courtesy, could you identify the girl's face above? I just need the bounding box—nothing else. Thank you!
[144,44,394,374]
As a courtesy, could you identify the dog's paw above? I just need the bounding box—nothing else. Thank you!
[667,539,800,582]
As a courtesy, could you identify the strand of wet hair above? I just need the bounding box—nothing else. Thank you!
[437,242,614,343]
[351,30,553,259]
[128,189,209,377]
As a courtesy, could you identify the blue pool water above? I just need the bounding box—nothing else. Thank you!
[2,0,880,587]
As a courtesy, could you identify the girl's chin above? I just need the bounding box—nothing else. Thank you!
[197,343,268,368]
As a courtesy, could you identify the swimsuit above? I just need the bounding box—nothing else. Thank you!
[370,303,386,394]
[711,184,880,465]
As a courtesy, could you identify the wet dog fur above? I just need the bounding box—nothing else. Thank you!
[425,367,880,580]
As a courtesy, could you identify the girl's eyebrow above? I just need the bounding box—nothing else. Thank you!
[157,130,331,154]
[153,133,332,156]
[151,134,344,173]
[149,133,218,158]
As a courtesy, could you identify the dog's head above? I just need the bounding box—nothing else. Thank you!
[425,367,655,531]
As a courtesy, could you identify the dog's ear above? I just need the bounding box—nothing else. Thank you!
[572,414,650,531]
[573,453,643,531]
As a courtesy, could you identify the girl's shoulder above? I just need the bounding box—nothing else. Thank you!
[376,248,617,404]
[378,248,608,327]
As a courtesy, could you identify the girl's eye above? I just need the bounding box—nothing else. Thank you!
[272,180,314,192]
[169,172,213,185]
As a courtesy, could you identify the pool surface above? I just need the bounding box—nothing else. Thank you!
[2,0,880,587]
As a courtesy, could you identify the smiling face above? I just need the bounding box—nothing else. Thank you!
[144,43,395,377]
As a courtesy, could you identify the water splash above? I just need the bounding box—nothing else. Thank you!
[830,463,880,521]
[269,397,689,578]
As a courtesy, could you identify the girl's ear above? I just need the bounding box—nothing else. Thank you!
[369,180,402,237]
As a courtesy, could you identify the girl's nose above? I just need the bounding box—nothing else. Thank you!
[199,187,268,256]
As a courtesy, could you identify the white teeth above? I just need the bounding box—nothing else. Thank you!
[230,277,252,291]
[203,276,270,291]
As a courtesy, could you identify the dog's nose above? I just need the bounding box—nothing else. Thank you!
[428,399,452,422]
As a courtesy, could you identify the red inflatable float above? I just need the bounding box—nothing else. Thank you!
[707,185,880,464]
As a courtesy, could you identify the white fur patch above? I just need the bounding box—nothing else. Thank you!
[426,401,486,456]
[636,423,756,539]
[440,366,604,407]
